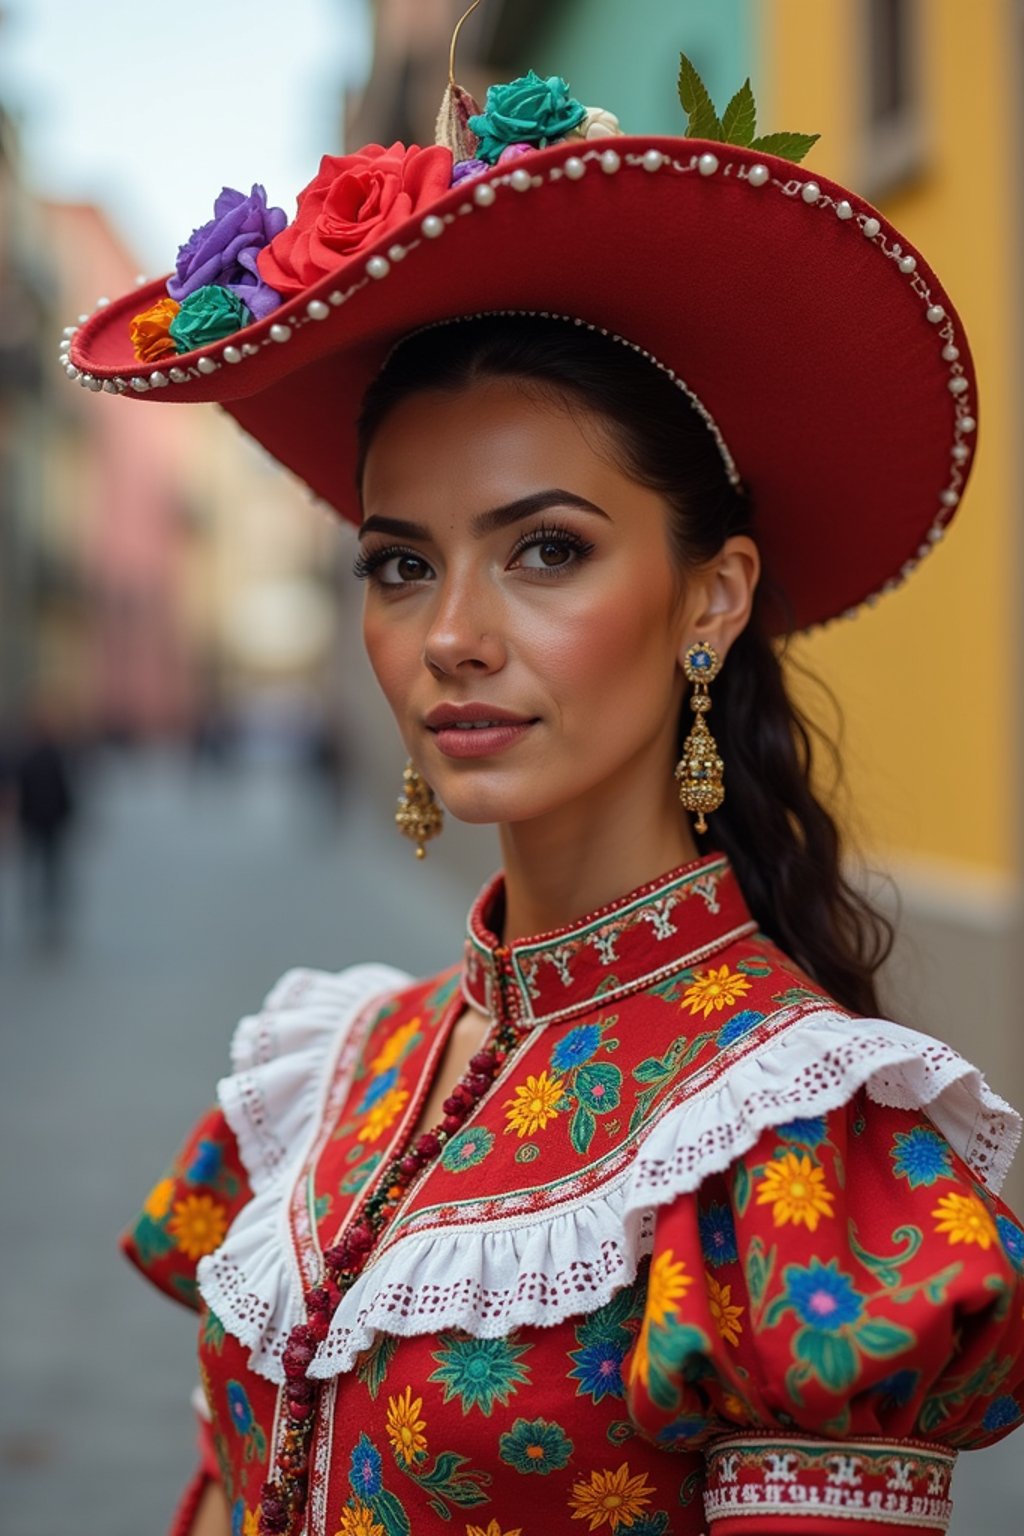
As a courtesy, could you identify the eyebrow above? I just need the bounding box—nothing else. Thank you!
[358,489,610,542]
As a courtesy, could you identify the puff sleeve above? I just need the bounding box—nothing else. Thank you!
[120,1104,252,1311]
[624,1089,1024,1533]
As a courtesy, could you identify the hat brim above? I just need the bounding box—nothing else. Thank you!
[68,136,977,634]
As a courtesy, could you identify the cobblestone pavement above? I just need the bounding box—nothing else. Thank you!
[0,753,1020,1533]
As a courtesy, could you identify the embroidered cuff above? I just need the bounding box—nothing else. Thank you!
[703,1434,956,1533]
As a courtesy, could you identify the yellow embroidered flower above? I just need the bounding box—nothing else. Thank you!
[335,1501,385,1536]
[167,1193,229,1260]
[465,1523,523,1536]
[503,1070,565,1137]
[755,1150,835,1231]
[629,1248,693,1387]
[705,1272,744,1346]
[143,1176,175,1221]
[568,1462,654,1531]
[370,1016,422,1075]
[721,1391,749,1422]
[932,1191,998,1249]
[681,964,751,1019]
[385,1385,428,1465]
[242,1512,260,1536]
[358,1087,410,1143]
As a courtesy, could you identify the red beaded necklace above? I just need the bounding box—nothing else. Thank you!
[258,948,524,1535]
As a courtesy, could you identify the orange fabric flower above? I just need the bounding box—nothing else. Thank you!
[129,295,181,362]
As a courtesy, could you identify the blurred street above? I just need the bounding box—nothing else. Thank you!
[0,752,1020,1534]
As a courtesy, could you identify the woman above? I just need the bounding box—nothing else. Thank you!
[69,42,1024,1536]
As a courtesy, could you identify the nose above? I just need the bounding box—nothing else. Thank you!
[422,573,506,678]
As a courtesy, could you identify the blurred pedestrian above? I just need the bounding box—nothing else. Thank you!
[14,703,78,943]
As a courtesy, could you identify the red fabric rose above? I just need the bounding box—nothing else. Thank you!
[257,142,453,295]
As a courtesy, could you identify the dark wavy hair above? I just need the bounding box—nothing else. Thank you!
[356,315,893,1015]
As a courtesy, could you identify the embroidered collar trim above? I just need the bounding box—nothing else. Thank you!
[461,853,758,1028]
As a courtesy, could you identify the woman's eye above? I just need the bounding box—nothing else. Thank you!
[515,532,590,572]
[357,550,433,585]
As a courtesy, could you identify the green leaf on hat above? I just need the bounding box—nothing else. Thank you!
[677,51,819,164]
[677,52,723,140]
[748,130,821,163]
[722,79,757,146]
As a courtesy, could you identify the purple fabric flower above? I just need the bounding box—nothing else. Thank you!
[168,184,287,321]
[451,157,490,186]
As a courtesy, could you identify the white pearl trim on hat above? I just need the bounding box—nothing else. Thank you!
[63,144,976,630]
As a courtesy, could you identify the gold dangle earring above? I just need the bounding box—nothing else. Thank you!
[675,642,725,835]
[395,761,444,859]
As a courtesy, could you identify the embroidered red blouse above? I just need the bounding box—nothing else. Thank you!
[124,855,1024,1536]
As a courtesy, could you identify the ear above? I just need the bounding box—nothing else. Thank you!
[677,535,761,666]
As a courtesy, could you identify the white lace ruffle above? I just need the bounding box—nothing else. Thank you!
[196,963,411,1381]
[200,995,1021,1385]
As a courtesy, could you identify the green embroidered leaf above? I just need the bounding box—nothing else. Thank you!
[849,1222,922,1288]
[784,1360,809,1409]
[576,1061,623,1114]
[131,1213,175,1264]
[202,1308,226,1352]
[732,1159,751,1216]
[341,1151,383,1195]
[793,1326,859,1392]
[923,1262,964,1306]
[606,1418,636,1445]
[679,1468,703,1507]
[371,1488,411,1536]
[577,1274,644,1345]
[855,1318,916,1359]
[633,1055,674,1085]
[170,1272,199,1306]
[357,1332,398,1399]
[677,51,723,139]
[749,130,821,164]
[983,1273,1014,1323]
[745,1236,775,1306]
[595,975,621,997]
[313,1192,332,1223]
[722,79,756,145]
[410,1451,490,1514]
[736,957,773,977]
[570,1103,597,1156]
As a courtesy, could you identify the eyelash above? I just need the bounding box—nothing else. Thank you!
[352,524,596,586]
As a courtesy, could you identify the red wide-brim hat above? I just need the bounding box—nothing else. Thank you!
[67,135,976,634]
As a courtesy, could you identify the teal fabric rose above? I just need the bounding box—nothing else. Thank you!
[469,70,586,164]
[169,284,253,354]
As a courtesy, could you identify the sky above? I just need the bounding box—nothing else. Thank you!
[0,0,371,271]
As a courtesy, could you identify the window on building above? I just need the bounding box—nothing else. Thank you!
[861,0,926,198]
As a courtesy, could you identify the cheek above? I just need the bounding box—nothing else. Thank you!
[526,577,678,709]
[362,606,419,714]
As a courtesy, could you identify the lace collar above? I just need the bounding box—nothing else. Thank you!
[461,853,758,1029]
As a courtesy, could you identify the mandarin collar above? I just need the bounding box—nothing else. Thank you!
[461,853,757,1029]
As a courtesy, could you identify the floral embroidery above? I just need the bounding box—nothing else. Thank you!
[681,964,751,1019]
[498,1415,574,1474]
[442,1126,495,1174]
[551,1023,602,1073]
[698,1201,738,1268]
[569,1338,626,1402]
[370,1016,422,1076]
[871,1369,920,1408]
[349,1434,383,1499]
[503,1071,564,1137]
[996,1214,1024,1274]
[568,1462,655,1531]
[143,1176,175,1221]
[891,1125,953,1188]
[187,1138,224,1183]
[631,1250,693,1388]
[465,1522,522,1536]
[932,1191,998,1249]
[359,1067,399,1112]
[167,1193,229,1259]
[358,1087,410,1143]
[755,1150,835,1231]
[335,1499,385,1536]
[982,1395,1022,1431]
[429,1334,532,1415]
[385,1385,428,1465]
[705,1272,744,1346]
[777,1115,827,1147]
[225,1379,267,1462]
[779,1258,863,1330]
[715,1008,764,1047]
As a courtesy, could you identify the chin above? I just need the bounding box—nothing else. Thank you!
[435,779,562,828]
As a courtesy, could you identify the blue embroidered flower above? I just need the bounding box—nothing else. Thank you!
[996,1214,1024,1275]
[782,1259,863,1331]
[499,1416,574,1474]
[441,1125,495,1174]
[430,1333,532,1415]
[716,1009,764,1048]
[982,1395,1022,1432]
[551,1023,602,1073]
[360,1066,398,1112]
[349,1433,383,1498]
[230,1498,246,1536]
[871,1369,919,1408]
[890,1125,953,1188]
[188,1138,223,1184]
[698,1201,738,1268]
[568,1338,625,1402]
[226,1380,253,1436]
[656,1416,706,1445]
[777,1116,827,1147]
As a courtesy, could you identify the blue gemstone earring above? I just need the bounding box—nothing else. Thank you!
[675,642,724,834]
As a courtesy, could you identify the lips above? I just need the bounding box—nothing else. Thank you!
[424,703,539,760]
[424,703,536,731]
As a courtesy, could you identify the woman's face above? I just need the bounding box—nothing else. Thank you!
[359,375,707,830]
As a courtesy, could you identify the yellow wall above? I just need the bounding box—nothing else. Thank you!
[760,0,1019,875]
